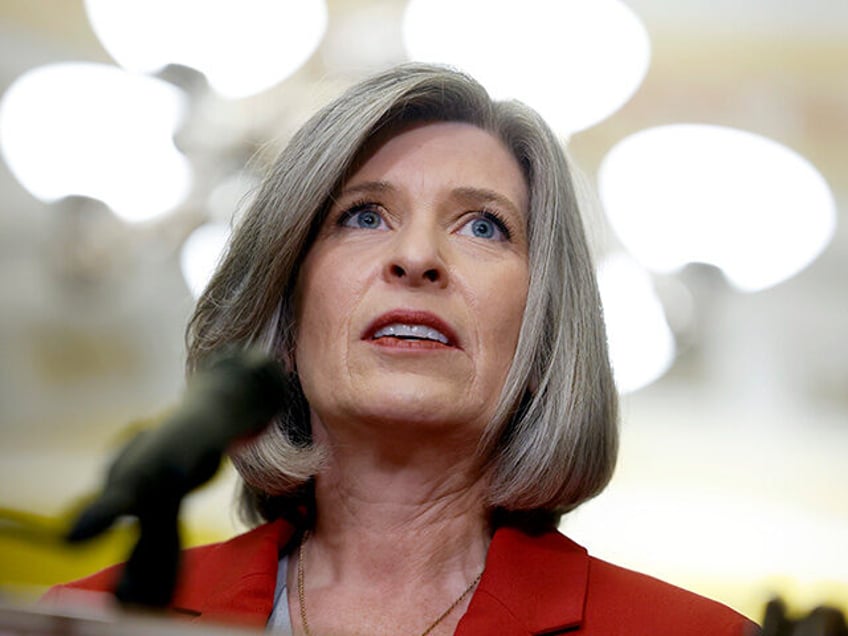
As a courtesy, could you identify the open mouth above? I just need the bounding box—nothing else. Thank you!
[372,323,450,345]
[364,310,459,349]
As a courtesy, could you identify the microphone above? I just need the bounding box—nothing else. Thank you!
[66,348,287,606]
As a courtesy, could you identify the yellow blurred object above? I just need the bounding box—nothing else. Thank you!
[0,511,134,600]
[0,505,228,601]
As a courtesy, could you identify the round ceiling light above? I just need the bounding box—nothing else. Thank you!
[0,62,191,223]
[84,0,328,98]
[403,0,650,135]
[599,124,836,292]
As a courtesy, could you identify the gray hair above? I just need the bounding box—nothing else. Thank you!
[186,63,618,527]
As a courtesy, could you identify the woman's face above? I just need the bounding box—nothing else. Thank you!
[294,121,529,438]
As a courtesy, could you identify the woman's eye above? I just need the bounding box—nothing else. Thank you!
[458,213,509,241]
[340,205,388,231]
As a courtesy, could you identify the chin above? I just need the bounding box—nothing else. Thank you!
[360,390,490,434]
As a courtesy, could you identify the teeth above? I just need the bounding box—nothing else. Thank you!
[373,323,449,344]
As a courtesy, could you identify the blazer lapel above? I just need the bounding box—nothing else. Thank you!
[171,519,294,627]
[455,526,589,635]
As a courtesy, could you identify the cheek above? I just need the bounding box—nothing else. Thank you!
[297,246,350,322]
[477,265,529,371]
[499,261,530,325]
[294,253,344,366]
[294,248,366,375]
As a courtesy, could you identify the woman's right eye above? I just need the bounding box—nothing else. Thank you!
[339,204,389,231]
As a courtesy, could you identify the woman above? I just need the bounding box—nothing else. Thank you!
[51,64,757,635]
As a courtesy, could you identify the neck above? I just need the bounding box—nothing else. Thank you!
[286,414,491,636]
[307,413,491,584]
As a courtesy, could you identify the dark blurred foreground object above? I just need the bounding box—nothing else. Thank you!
[65,349,287,607]
[762,598,848,636]
[0,602,266,635]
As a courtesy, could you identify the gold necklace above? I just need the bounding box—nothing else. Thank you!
[296,531,483,636]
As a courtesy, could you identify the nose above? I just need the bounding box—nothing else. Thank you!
[382,222,448,288]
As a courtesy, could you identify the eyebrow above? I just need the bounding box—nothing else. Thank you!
[337,180,396,199]
[449,186,524,218]
[339,182,523,217]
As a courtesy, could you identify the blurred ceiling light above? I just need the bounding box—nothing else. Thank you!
[599,124,837,292]
[84,0,328,98]
[598,253,675,393]
[323,5,402,71]
[402,0,650,135]
[180,222,231,298]
[0,62,191,223]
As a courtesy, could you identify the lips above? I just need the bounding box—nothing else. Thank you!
[363,310,459,348]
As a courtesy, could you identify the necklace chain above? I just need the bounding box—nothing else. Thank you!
[296,530,483,636]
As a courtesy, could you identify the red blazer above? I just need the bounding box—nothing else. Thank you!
[45,520,759,635]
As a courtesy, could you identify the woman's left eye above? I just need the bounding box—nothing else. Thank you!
[339,204,389,231]
[458,212,510,242]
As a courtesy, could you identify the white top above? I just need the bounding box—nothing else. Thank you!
[266,555,293,634]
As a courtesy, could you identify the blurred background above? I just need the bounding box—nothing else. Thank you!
[0,0,845,622]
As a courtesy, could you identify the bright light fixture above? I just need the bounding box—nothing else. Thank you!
[599,124,837,292]
[84,0,328,98]
[402,0,650,135]
[180,222,231,298]
[0,62,191,223]
[597,253,675,393]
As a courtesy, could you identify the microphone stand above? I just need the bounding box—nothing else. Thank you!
[64,349,287,608]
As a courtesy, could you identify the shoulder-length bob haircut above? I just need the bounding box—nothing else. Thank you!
[186,63,618,526]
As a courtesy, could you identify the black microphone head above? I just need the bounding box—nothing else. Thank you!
[193,347,289,439]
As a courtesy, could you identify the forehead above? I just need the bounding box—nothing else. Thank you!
[344,121,529,213]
